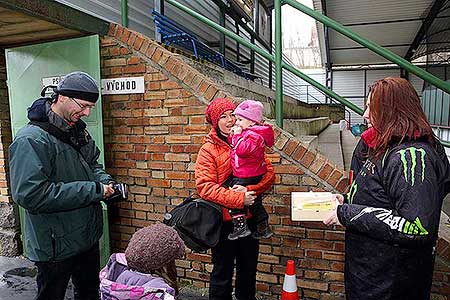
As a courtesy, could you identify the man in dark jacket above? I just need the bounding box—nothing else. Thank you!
[9,71,115,300]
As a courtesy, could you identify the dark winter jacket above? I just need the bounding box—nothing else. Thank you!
[337,139,450,300]
[9,98,112,262]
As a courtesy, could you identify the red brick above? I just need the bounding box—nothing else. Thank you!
[274,134,289,150]
[165,153,190,162]
[161,81,181,90]
[164,171,189,180]
[115,26,123,39]
[147,178,171,188]
[158,52,171,66]
[128,169,150,177]
[190,75,203,90]
[123,64,146,74]
[292,144,307,161]
[151,48,163,62]
[127,33,137,47]
[310,155,327,174]
[318,163,334,180]
[182,106,206,115]
[169,63,182,77]
[134,36,144,50]
[104,58,126,67]
[165,99,189,107]
[145,43,157,58]
[184,125,209,134]
[300,150,316,168]
[297,279,328,292]
[283,139,299,155]
[127,56,140,65]
[108,23,117,36]
[140,39,150,54]
[328,169,344,187]
[120,28,131,43]
[203,85,218,101]
[273,164,304,175]
[336,178,350,193]
[197,81,210,94]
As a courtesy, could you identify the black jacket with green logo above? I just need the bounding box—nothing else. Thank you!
[338,140,450,300]
[9,99,112,262]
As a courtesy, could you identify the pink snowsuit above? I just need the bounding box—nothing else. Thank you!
[230,124,275,178]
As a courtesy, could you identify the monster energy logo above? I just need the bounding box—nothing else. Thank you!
[397,147,426,186]
[350,207,429,236]
[347,181,358,204]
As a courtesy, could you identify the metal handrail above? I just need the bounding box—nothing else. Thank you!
[282,0,450,95]
[164,0,364,121]
[302,86,353,125]
[164,0,450,147]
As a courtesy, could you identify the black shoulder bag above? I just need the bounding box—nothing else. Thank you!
[163,195,223,252]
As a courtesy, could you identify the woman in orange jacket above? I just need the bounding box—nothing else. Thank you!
[195,98,275,300]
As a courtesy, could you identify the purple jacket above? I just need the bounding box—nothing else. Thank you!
[100,253,175,300]
[230,124,274,178]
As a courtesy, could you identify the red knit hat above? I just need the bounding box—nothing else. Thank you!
[205,98,236,127]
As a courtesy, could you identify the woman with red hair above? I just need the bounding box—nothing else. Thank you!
[324,77,450,300]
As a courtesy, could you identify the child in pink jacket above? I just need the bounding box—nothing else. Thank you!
[227,99,274,240]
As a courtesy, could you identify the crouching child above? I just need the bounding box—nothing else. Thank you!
[99,223,185,300]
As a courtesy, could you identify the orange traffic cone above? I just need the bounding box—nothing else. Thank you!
[281,260,299,300]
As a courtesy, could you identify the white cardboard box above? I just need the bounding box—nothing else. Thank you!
[291,192,337,221]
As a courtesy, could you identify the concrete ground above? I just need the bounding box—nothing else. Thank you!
[0,256,207,300]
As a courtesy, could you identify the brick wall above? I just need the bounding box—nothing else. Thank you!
[0,51,21,256]
[0,51,11,203]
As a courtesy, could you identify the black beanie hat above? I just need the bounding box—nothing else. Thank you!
[55,71,99,103]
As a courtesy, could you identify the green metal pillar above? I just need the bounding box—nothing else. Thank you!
[121,0,128,27]
[219,6,226,55]
[274,0,283,128]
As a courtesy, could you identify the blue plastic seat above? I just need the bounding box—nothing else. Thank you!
[152,10,260,81]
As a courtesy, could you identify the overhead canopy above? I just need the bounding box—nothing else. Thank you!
[0,0,109,47]
[312,0,450,67]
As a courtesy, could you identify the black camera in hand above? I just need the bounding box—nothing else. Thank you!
[107,183,128,203]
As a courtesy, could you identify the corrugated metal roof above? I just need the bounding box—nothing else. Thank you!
[324,0,431,25]
[312,0,435,66]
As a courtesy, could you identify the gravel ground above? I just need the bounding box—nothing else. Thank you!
[0,256,207,300]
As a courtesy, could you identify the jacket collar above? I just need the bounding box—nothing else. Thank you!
[204,127,230,148]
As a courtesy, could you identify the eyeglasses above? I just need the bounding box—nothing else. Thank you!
[69,97,95,111]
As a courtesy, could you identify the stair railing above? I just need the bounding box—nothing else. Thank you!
[164,0,450,148]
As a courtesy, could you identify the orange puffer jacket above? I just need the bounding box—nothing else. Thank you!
[195,128,275,221]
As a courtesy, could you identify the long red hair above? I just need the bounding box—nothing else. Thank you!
[368,77,436,158]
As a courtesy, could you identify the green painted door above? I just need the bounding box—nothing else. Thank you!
[6,35,110,266]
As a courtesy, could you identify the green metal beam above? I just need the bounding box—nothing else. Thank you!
[274,0,283,128]
[121,0,128,27]
[282,62,364,115]
[282,0,450,95]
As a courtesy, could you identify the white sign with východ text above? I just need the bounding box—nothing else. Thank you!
[101,76,144,95]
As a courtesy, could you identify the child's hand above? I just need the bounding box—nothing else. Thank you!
[231,125,242,135]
